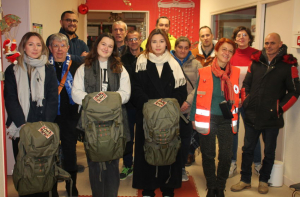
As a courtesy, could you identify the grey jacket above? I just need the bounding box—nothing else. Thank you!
[171,52,202,114]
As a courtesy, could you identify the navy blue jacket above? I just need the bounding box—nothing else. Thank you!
[46,28,89,64]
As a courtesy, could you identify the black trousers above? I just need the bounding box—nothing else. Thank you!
[199,115,233,190]
[180,114,193,168]
[55,116,78,172]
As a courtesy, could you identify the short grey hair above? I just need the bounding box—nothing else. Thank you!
[112,21,127,31]
[49,33,69,47]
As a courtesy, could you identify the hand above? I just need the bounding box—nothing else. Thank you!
[192,121,196,130]
[81,51,89,56]
[180,101,190,112]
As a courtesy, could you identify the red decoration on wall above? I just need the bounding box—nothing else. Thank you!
[86,0,200,44]
[78,4,89,15]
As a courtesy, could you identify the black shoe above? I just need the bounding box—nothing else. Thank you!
[215,189,225,197]
[206,189,216,197]
[186,154,195,166]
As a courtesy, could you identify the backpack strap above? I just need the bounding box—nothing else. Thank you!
[180,67,194,89]
[58,60,72,95]
[180,113,189,124]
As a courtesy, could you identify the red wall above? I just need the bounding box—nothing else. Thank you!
[86,0,200,44]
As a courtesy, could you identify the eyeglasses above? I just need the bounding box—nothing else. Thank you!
[221,48,233,54]
[128,38,139,42]
[64,19,78,24]
[52,44,68,49]
[236,33,248,38]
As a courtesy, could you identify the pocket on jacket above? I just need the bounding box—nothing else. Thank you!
[262,99,279,120]
[242,94,250,109]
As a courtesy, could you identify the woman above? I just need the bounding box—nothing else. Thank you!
[132,29,187,197]
[170,36,202,182]
[71,33,130,197]
[4,32,58,197]
[229,26,261,178]
[190,38,239,197]
[48,33,81,196]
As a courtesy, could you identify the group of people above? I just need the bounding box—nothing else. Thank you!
[4,11,300,197]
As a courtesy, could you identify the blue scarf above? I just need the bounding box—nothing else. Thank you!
[49,54,75,115]
[171,50,192,66]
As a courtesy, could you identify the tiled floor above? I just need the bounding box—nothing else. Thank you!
[7,142,298,197]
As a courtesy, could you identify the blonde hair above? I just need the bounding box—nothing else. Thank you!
[17,32,49,77]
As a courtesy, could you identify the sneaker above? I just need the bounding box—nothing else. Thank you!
[182,168,189,181]
[120,166,133,180]
[228,162,237,178]
[254,164,262,175]
[258,181,269,194]
[231,181,251,192]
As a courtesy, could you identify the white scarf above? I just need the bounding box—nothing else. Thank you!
[7,54,47,139]
[136,51,186,88]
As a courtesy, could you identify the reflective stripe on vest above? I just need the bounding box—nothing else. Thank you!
[232,120,237,127]
[232,107,238,114]
[195,121,210,128]
[196,109,210,116]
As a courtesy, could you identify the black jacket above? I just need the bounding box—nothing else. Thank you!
[242,45,300,129]
[4,64,58,128]
[131,59,187,190]
[121,47,143,109]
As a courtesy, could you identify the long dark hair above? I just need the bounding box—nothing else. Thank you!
[142,29,171,58]
[84,33,122,73]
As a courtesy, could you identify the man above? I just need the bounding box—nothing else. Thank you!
[191,26,217,67]
[119,30,142,180]
[112,21,128,56]
[48,33,81,196]
[231,33,300,194]
[141,16,176,50]
[47,11,89,64]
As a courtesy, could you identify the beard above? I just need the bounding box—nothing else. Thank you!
[63,26,77,35]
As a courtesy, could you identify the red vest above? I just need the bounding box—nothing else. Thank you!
[194,66,240,135]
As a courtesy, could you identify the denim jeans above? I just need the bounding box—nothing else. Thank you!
[232,107,261,164]
[180,114,193,168]
[123,108,136,168]
[87,158,120,197]
[241,124,279,183]
[199,115,233,189]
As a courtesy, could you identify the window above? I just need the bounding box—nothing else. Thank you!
[212,6,257,40]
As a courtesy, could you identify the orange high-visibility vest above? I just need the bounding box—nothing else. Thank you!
[195,66,240,135]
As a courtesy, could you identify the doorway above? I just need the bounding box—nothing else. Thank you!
[87,11,149,50]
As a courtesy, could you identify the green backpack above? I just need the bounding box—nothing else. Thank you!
[13,122,71,196]
[81,91,126,162]
[143,98,184,166]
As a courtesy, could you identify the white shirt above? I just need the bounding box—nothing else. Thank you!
[71,61,131,105]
